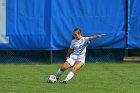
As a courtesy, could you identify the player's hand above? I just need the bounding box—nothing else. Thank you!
[98,34,106,37]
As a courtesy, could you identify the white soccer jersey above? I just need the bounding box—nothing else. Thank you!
[70,37,90,56]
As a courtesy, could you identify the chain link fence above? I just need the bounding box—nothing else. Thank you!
[0,49,125,64]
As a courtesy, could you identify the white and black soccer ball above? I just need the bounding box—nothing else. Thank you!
[48,75,57,83]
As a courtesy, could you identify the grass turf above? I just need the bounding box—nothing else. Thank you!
[0,63,140,93]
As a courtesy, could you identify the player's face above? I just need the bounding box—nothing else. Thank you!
[73,31,82,40]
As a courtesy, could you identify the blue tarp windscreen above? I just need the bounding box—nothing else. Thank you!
[0,0,126,50]
[3,0,51,50]
[128,0,140,48]
[51,0,126,50]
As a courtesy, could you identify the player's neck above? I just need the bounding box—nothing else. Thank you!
[76,36,82,40]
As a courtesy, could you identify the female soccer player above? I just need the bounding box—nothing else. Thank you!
[56,28,105,83]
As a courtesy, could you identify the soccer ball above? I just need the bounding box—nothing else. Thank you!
[48,75,57,83]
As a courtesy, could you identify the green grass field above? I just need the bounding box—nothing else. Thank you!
[0,63,140,93]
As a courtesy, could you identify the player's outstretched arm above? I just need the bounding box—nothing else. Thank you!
[88,34,106,41]
[66,48,73,59]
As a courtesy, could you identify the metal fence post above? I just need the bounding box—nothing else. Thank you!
[125,0,129,57]
[50,50,53,64]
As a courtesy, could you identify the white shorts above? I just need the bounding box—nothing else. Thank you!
[66,54,85,66]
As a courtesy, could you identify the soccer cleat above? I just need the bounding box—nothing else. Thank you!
[62,81,67,84]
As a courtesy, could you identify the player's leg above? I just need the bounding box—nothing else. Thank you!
[63,61,84,83]
[71,61,84,73]
[61,61,71,71]
[56,61,71,80]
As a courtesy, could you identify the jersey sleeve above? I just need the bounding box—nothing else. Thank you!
[70,40,74,49]
[84,37,90,44]
[85,37,90,40]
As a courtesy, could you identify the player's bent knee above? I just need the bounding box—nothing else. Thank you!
[61,67,67,71]
[61,62,71,71]
[72,62,84,73]
[72,67,79,74]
